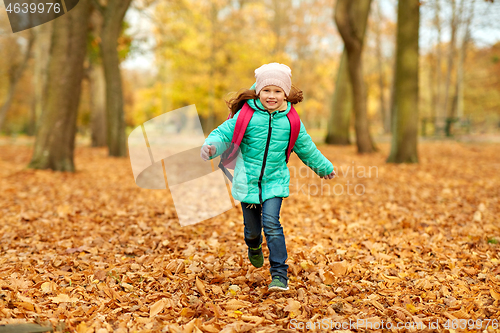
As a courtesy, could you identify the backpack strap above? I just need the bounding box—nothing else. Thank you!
[218,102,254,181]
[285,105,301,163]
[231,102,254,151]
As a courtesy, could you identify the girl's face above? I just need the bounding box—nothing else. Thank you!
[259,85,285,111]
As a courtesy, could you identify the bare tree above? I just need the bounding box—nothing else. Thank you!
[30,23,52,136]
[334,0,377,153]
[92,0,133,157]
[29,0,92,171]
[325,50,352,145]
[387,0,420,163]
[89,9,107,147]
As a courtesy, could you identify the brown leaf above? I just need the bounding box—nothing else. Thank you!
[321,271,336,284]
[94,270,107,281]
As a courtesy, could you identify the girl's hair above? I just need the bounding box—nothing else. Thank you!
[225,85,304,117]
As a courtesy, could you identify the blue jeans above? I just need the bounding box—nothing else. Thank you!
[241,197,288,281]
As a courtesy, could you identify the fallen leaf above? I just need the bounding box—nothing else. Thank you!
[195,276,206,297]
[150,299,165,318]
[284,299,301,317]
[331,261,347,276]
[490,289,500,300]
[49,294,79,303]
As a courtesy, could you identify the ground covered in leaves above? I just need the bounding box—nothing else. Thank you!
[0,141,499,332]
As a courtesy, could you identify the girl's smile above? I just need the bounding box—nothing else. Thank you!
[259,85,286,111]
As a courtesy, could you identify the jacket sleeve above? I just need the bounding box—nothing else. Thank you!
[202,113,239,160]
[292,121,333,176]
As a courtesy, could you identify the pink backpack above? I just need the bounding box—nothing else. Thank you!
[218,102,301,182]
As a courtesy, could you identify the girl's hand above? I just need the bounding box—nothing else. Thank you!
[320,170,336,180]
[201,145,216,161]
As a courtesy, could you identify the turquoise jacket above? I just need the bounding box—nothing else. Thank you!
[203,99,333,204]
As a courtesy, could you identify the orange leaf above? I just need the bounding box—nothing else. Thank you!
[150,299,165,318]
[195,276,206,297]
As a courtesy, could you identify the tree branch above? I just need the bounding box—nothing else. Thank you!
[334,0,361,53]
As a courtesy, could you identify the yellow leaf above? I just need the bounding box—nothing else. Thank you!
[180,307,196,317]
[406,303,417,314]
[300,261,309,271]
[76,322,88,333]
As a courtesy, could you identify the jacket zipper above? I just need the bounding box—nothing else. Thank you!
[258,112,273,204]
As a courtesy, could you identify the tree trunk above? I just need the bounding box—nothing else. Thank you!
[88,7,106,147]
[0,32,35,131]
[387,0,420,164]
[325,49,352,145]
[28,0,91,171]
[95,0,132,157]
[89,62,107,146]
[334,0,376,153]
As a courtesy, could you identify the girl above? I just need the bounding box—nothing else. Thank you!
[200,63,335,292]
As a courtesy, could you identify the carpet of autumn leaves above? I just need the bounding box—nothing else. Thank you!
[1,141,500,333]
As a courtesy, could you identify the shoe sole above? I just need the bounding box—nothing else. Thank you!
[268,286,289,292]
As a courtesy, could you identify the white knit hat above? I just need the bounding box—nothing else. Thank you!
[254,63,292,96]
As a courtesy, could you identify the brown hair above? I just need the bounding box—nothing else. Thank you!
[225,85,304,117]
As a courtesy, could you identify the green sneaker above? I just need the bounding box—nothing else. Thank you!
[248,244,264,268]
[268,276,289,292]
